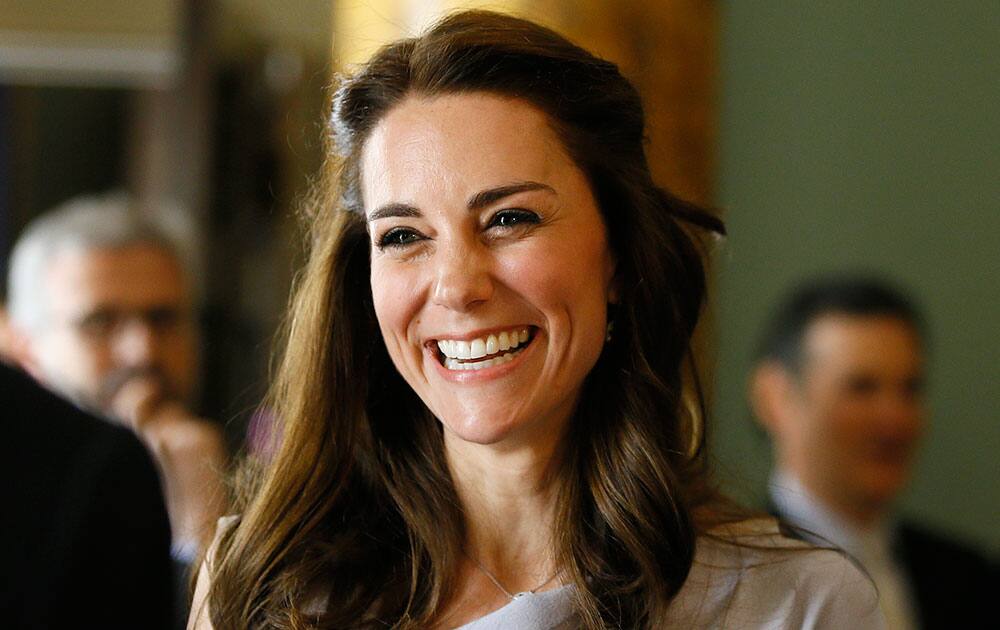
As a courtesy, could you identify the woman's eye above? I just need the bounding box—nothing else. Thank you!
[377,227,423,249]
[487,209,540,230]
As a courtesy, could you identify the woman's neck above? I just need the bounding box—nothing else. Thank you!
[444,431,565,590]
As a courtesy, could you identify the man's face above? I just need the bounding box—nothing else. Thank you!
[782,314,925,517]
[25,243,196,418]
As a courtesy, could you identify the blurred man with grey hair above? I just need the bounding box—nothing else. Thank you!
[6,192,227,565]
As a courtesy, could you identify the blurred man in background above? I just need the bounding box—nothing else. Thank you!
[0,306,14,362]
[5,193,227,567]
[750,276,996,629]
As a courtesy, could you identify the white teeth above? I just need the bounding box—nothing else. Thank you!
[436,327,533,362]
[444,352,517,371]
[469,338,486,359]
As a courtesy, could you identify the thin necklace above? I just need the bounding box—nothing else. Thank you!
[465,551,561,600]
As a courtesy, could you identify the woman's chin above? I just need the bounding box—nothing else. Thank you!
[436,406,570,457]
[439,414,523,447]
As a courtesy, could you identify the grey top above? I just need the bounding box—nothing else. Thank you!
[458,518,884,629]
[208,517,883,629]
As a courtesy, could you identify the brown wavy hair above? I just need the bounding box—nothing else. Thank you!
[206,10,727,629]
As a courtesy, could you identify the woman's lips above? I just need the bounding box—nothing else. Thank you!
[435,326,533,365]
[428,326,538,381]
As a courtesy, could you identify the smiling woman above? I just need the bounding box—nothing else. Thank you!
[365,94,616,450]
[190,10,882,630]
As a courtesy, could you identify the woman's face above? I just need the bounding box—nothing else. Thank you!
[361,93,616,447]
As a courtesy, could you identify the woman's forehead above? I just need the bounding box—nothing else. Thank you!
[359,93,578,212]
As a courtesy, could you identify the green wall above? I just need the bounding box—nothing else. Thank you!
[713,2,999,551]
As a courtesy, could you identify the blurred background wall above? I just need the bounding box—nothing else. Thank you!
[713,1,999,551]
[334,0,716,205]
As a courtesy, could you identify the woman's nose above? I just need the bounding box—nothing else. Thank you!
[430,240,494,311]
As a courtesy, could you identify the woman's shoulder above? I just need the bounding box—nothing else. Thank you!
[189,515,240,630]
[664,517,884,629]
[195,514,239,580]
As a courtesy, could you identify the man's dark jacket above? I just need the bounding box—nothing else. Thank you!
[895,521,997,629]
[0,363,175,629]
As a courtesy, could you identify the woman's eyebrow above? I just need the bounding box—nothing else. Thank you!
[367,181,555,222]
[467,181,555,210]
[368,203,421,222]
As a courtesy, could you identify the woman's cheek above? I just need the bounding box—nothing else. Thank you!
[370,262,420,348]
[496,241,564,299]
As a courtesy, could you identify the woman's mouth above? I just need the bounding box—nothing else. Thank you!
[435,327,535,371]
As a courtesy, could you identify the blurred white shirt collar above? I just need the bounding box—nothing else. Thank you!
[769,468,918,630]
